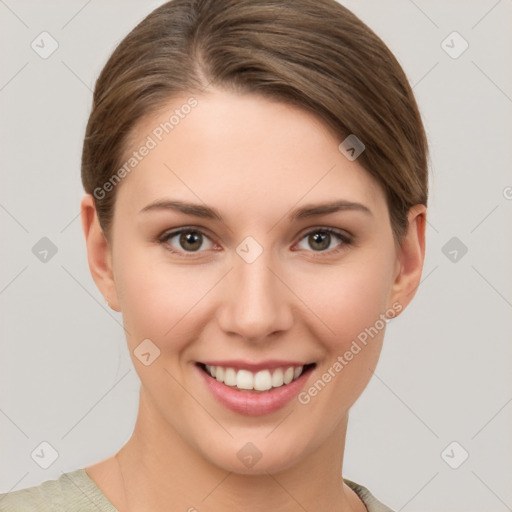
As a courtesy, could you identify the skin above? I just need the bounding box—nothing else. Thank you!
[81,88,426,512]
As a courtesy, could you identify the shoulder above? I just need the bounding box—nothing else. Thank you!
[344,478,396,512]
[0,469,118,512]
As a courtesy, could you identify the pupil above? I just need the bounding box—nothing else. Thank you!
[310,232,330,251]
[180,231,202,251]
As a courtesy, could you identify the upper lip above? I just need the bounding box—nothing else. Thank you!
[199,360,314,372]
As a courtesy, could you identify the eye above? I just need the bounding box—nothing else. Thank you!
[158,227,216,256]
[295,227,352,254]
[158,226,352,258]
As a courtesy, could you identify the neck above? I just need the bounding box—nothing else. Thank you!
[113,389,358,512]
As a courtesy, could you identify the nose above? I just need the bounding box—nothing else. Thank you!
[216,247,294,343]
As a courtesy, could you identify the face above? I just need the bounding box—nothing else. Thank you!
[83,88,423,474]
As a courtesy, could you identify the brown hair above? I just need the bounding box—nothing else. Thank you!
[81,0,429,243]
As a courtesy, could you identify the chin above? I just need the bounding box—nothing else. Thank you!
[200,435,313,476]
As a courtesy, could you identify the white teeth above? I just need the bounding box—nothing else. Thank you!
[204,364,306,391]
[271,368,284,387]
[254,370,272,391]
[215,366,224,383]
[283,367,294,384]
[236,369,254,390]
[224,367,237,386]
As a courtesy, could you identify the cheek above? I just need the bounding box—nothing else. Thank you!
[294,250,396,348]
[113,247,217,351]
[292,247,396,413]
[293,263,394,419]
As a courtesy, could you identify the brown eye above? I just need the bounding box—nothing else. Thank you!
[296,228,352,254]
[308,232,331,251]
[159,228,215,255]
[178,231,203,251]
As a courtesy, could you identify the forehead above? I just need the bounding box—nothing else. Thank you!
[114,88,386,220]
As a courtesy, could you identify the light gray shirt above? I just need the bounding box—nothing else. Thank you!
[0,469,395,511]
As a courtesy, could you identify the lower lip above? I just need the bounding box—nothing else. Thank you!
[198,365,313,416]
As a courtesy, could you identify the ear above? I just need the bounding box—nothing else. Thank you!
[80,194,121,312]
[388,204,427,313]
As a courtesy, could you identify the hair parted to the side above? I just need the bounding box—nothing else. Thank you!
[81,0,429,243]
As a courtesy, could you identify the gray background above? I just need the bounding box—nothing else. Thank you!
[1,1,511,510]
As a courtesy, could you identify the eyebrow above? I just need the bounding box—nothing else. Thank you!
[139,199,373,221]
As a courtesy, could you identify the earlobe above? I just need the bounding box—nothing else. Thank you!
[80,194,121,312]
[389,204,427,313]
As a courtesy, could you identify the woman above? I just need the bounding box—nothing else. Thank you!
[0,0,428,510]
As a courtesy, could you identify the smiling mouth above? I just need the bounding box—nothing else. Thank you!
[197,362,316,392]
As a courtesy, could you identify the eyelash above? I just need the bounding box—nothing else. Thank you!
[157,226,353,259]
